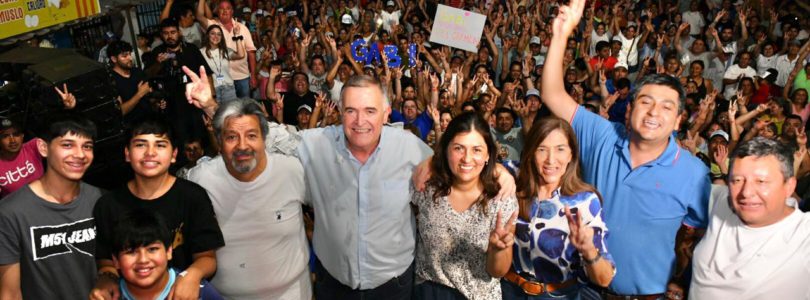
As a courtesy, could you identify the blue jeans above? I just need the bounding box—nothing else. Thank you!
[313,259,413,300]
[215,84,237,103]
[501,278,589,300]
[234,77,250,98]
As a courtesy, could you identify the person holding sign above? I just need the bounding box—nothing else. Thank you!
[542,0,710,299]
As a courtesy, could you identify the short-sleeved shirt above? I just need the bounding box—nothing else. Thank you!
[297,125,433,289]
[412,187,518,300]
[112,68,153,125]
[188,152,311,299]
[0,140,44,198]
[0,183,102,299]
[390,109,434,141]
[571,106,710,295]
[93,178,225,270]
[491,127,524,162]
[775,54,799,87]
[690,197,810,299]
[513,190,614,283]
[205,19,256,81]
[119,268,223,300]
[282,91,316,126]
[723,65,756,99]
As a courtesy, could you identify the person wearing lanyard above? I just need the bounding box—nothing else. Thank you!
[200,24,245,103]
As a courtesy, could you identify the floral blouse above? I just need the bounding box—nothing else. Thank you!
[513,188,614,283]
[412,187,518,300]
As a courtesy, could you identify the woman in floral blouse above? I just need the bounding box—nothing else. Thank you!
[502,117,615,299]
[412,112,519,300]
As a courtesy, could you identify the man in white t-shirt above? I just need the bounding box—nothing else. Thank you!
[379,0,403,33]
[187,99,311,300]
[690,137,810,299]
[722,51,756,99]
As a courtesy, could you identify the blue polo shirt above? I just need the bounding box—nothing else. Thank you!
[390,109,434,141]
[571,106,710,295]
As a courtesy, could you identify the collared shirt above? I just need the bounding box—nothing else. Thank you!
[390,109,434,141]
[775,54,799,87]
[296,125,433,289]
[205,18,256,81]
[571,106,710,295]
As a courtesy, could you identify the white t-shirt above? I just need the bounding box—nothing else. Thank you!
[690,197,810,299]
[617,32,641,67]
[775,54,799,87]
[722,64,756,99]
[756,54,778,75]
[589,30,611,56]
[379,10,401,33]
[199,48,235,87]
[187,152,311,300]
[180,23,203,48]
[329,78,344,102]
[682,11,705,36]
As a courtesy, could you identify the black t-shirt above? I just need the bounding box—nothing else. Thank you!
[93,178,224,270]
[146,43,212,116]
[282,91,316,126]
[112,68,153,125]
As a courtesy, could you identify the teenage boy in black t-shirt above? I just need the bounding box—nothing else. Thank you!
[90,118,224,300]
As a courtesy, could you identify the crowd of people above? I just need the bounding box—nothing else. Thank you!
[1,0,810,299]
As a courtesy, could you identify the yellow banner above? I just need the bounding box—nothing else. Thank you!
[0,0,100,39]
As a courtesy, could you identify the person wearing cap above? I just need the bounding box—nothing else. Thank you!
[707,130,732,183]
[379,0,403,34]
[690,137,810,299]
[97,31,118,65]
[296,104,314,130]
[0,86,76,199]
[196,0,257,98]
[544,2,710,299]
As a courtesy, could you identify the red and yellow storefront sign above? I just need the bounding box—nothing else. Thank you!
[0,0,100,39]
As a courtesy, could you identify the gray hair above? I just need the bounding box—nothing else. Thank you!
[730,137,794,181]
[212,98,269,143]
[339,75,389,111]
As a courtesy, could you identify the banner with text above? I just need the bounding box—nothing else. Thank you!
[428,5,486,53]
[0,0,100,40]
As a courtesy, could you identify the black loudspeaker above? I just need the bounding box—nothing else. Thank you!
[22,54,124,142]
[0,46,77,81]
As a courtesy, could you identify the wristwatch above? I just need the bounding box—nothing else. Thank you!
[232,36,244,41]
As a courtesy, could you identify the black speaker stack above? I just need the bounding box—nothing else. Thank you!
[0,46,129,189]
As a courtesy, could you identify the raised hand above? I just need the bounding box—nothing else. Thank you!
[552,0,586,39]
[54,83,76,109]
[682,130,698,153]
[713,144,728,165]
[488,210,518,251]
[564,205,596,253]
[276,94,285,110]
[182,66,215,110]
[430,72,440,89]
[314,92,326,109]
[427,104,439,121]
[797,126,807,147]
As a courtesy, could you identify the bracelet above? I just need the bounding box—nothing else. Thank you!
[232,36,244,41]
[582,251,602,266]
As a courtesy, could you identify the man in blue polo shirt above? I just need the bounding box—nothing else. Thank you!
[542,1,710,299]
[390,98,434,141]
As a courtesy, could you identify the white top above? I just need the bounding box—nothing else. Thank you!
[180,23,203,48]
[690,197,810,300]
[617,32,641,67]
[682,11,706,36]
[412,187,518,300]
[722,64,756,100]
[379,10,401,33]
[775,54,800,87]
[756,54,779,75]
[187,152,311,300]
[588,30,611,56]
[199,48,236,87]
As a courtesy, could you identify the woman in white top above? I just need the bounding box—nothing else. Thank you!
[412,112,518,300]
[200,24,245,103]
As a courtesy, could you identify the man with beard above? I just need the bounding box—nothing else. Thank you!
[108,41,154,126]
[196,0,257,98]
[187,98,311,299]
[145,18,212,145]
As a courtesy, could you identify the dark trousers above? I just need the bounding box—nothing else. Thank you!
[313,259,413,300]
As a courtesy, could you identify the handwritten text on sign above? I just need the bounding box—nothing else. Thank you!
[429,5,486,53]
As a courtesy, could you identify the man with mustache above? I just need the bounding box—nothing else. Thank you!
[186,91,310,298]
